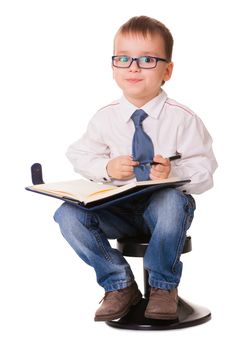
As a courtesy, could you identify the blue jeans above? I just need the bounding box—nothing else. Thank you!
[53,188,196,292]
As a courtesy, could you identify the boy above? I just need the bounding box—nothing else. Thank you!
[54,16,217,321]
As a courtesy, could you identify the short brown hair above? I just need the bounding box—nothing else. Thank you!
[116,16,174,62]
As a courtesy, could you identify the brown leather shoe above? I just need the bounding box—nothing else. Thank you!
[94,282,142,321]
[144,288,178,320]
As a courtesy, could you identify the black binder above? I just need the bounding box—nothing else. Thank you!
[26,163,190,211]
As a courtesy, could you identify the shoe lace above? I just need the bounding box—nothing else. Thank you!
[98,290,121,304]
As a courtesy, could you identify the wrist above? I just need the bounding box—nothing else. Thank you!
[106,162,114,179]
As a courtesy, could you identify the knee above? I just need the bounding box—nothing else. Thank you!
[53,202,86,229]
[54,202,71,223]
[151,188,187,212]
[145,189,191,228]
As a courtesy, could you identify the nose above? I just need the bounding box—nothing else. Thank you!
[129,59,140,72]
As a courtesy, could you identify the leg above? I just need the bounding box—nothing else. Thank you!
[143,188,195,319]
[54,201,147,321]
[54,202,139,291]
[143,188,196,289]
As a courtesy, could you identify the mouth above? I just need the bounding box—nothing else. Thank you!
[126,78,143,84]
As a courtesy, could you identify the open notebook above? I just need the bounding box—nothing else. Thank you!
[26,177,190,210]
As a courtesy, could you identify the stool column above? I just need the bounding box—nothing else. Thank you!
[143,267,150,299]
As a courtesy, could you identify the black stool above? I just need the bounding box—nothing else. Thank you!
[106,235,211,330]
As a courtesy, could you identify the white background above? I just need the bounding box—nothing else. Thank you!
[1,0,251,349]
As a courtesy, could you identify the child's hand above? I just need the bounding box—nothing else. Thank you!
[150,154,171,180]
[106,156,139,180]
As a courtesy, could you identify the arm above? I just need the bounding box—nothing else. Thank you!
[66,115,139,183]
[66,117,112,183]
[170,115,218,194]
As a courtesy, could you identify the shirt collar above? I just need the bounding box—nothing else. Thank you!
[119,89,168,122]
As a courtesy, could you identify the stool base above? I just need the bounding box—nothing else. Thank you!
[106,297,211,330]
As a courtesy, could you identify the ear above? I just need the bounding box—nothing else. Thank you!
[163,62,174,82]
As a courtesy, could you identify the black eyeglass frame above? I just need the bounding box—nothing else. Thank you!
[112,55,168,69]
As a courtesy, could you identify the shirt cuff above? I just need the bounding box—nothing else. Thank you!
[86,159,111,183]
[101,159,112,183]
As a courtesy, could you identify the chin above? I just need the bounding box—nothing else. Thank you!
[124,85,146,95]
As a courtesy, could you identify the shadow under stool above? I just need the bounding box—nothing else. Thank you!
[106,235,211,330]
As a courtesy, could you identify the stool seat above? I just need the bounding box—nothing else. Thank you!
[106,235,211,330]
[117,235,192,257]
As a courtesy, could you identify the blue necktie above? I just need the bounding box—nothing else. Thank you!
[131,109,154,181]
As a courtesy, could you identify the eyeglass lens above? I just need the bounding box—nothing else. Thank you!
[113,56,157,68]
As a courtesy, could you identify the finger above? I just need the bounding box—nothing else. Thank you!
[150,168,161,178]
[152,164,165,172]
[149,173,161,181]
[121,161,137,169]
[121,165,135,173]
[131,161,140,166]
[121,158,139,166]
[128,155,141,166]
[151,167,168,179]
[153,154,169,165]
[152,164,169,173]
[121,172,135,179]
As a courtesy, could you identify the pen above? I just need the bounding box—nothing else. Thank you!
[150,154,181,166]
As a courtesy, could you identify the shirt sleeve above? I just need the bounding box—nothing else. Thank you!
[66,116,112,183]
[169,114,218,194]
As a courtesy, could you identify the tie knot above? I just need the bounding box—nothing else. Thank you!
[131,109,148,127]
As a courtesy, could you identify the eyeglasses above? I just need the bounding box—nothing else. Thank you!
[112,55,168,69]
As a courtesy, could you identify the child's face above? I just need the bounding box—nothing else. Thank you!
[113,32,173,107]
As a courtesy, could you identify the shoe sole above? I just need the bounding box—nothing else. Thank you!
[144,311,178,320]
[94,290,142,322]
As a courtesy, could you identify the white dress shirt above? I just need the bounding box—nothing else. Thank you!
[66,90,217,194]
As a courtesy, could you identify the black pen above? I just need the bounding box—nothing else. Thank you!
[150,154,181,166]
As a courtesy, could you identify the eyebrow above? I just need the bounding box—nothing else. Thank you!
[115,51,161,56]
